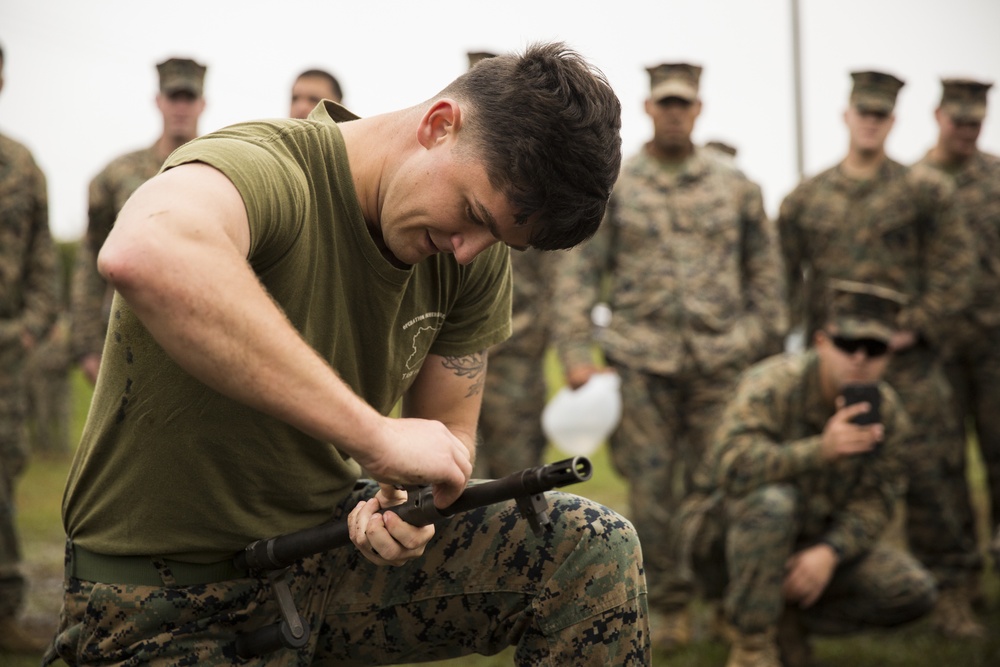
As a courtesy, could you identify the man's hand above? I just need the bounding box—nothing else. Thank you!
[889,330,917,353]
[20,329,37,352]
[356,416,473,509]
[565,364,607,390]
[348,484,436,566]
[820,398,883,461]
[80,353,101,385]
[783,543,838,608]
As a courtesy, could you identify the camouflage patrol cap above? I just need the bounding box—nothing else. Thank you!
[647,63,702,102]
[467,51,497,69]
[850,70,904,113]
[940,78,992,122]
[826,279,908,342]
[157,57,207,97]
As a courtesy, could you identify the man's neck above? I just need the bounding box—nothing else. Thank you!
[841,147,885,180]
[646,140,693,164]
[927,144,970,170]
[154,133,196,162]
[340,113,390,230]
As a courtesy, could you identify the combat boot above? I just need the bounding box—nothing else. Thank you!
[725,628,780,667]
[776,609,813,667]
[929,585,985,639]
[650,606,692,653]
[0,615,50,654]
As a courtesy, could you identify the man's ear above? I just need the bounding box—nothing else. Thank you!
[692,99,703,119]
[417,99,462,149]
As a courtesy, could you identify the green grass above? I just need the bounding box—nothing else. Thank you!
[8,362,1000,666]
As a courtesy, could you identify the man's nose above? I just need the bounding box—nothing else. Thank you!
[451,228,497,265]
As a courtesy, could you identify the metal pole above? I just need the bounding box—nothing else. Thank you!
[791,0,805,179]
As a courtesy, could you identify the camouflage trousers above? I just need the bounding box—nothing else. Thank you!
[23,327,71,456]
[682,484,936,635]
[887,344,982,588]
[47,484,649,666]
[0,359,28,619]
[606,360,741,613]
[944,322,1000,541]
[475,348,549,478]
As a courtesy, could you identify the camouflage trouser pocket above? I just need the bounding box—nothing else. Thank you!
[51,577,271,666]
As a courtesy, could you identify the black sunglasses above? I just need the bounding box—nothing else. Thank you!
[827,333,890,358]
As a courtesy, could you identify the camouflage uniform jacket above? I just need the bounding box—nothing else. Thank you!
[550,146,788,376]
[685,351,910,563]
[492,248,555,359]
[778,158,977,344]
[0,132,58,354]
[914,149,1000,329]
[71,145,162,360]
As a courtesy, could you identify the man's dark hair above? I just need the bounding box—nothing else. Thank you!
[296,68,343,103]
[440,42,622,251]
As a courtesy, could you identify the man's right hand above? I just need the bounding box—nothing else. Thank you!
[357,416,472,509]
[820,398,884,461]
[80,353,101,385]
[564,364,608,390]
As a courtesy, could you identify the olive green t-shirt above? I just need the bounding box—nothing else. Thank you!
[63,101,512,562]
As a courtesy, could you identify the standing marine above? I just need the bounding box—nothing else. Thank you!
[550,61,787,651]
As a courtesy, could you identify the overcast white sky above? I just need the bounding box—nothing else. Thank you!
[2,0,998,241]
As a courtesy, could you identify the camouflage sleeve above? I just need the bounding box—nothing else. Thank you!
[0,157,58,345]
[86,169,118,255]
[897,168,976,343]
[820,388,909,561]
[67,168,120,361]
[69,241,111,361]
[708,378,825,497]
[548,201,616,370]
[738,181,788,356]
[776,186,807,333]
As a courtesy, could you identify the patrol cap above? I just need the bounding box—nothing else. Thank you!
[157,57,207,97]
[647,63,702,103]
[826,278,908,342]
[467,51,497,69]
[940,78,992,122]
[849,70,904,113]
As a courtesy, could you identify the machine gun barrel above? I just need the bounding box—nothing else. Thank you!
[235,456,592,572]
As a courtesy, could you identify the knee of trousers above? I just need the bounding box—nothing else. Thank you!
[727,484,799,539]
[539,494,647,626]
[878,566,938,627]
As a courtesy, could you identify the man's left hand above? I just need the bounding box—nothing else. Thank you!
[783,543,838,608]
[348,483,436,566]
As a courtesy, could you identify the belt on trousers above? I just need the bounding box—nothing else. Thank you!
[67,540,249,587]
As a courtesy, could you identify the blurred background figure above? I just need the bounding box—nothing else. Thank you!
[289,68,343,119]
[70,57,207,385]
[704,139,738,163]
[778,69,984,638]
[676,280,936,667]
[549,60,787,653]
[23,243,72,459]
[915,77,1000,604]
[0,40,59,654]
[467,50,556,478]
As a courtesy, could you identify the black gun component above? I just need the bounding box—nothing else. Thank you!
[233,456,592,658]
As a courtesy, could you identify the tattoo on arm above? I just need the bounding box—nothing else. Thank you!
[441,351,487,398]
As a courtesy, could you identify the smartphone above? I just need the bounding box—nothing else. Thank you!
[841,383,882,425]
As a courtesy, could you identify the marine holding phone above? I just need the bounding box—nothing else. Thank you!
[674,278,936,667]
